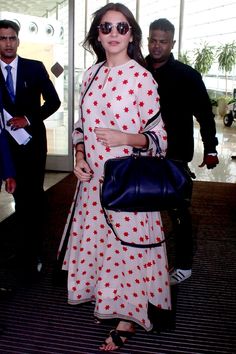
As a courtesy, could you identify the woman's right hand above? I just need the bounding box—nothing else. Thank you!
[74,159,93,181]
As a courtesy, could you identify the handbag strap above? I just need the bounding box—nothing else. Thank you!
[100,186,166,249]
[81,62,105,102]
[57,181,80,264]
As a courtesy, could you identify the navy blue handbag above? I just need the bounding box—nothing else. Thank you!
[101,152,193,212]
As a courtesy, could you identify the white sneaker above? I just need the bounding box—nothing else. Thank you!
[170,268,192,285]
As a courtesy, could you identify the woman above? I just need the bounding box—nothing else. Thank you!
[59,3,171,351]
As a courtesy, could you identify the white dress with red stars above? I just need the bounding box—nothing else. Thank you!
[59,60,171,331]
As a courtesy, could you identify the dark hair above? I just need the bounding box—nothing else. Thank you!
[83,2,146,67]
[149,18,175,37]
[0,19,20,35]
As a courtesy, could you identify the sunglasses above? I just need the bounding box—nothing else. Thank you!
[97,22,131,35]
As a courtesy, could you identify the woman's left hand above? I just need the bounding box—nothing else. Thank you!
[94,127,126,147]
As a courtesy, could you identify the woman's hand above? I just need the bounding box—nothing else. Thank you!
[74,159,93,182]
[94,127,126,147]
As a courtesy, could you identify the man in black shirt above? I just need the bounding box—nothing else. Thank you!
[146,18,219,285]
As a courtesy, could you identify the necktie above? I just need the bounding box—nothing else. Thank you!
[5,65,15,102]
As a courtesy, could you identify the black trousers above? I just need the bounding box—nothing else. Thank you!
[11,141,47,268]
[168,206,193,270]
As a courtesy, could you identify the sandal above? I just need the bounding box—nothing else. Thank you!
[100,328,135,351]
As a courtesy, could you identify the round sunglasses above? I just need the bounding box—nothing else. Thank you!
[97,22,132,35]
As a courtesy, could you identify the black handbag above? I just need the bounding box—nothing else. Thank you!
[100,152,193,212]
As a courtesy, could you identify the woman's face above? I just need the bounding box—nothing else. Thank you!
[97,10,133,59]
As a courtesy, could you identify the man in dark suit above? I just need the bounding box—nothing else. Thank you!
[0,89,16,333]
[0,19,61,279]
[0,89,16,193]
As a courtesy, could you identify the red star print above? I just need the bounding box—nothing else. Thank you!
[147,90,153,96]
[138,83,142,88]
[116,95,122,101]
[118,70,123,75]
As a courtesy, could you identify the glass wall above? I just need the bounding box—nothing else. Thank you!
[75,0,236,97]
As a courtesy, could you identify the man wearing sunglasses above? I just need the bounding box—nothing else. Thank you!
[146,18,219,285]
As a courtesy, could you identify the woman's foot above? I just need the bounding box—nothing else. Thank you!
[99,320,135,351]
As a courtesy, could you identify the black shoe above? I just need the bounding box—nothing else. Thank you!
[36,257,43,273]
[0,286,13,299]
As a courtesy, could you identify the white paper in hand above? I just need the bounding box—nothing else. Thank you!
[3,109,32,145]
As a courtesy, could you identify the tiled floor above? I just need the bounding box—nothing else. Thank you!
[0,116,236,222]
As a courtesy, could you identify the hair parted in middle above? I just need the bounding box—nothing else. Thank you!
[82,2,146,67]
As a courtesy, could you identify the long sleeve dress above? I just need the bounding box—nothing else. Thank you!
[59,59,171,331]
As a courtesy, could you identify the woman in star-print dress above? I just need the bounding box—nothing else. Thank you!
[58,3,171,351]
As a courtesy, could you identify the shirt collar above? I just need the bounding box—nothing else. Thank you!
[0,56,18,71]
